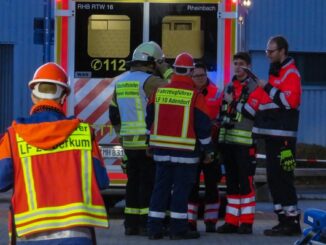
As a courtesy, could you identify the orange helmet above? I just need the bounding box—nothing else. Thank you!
[173,52,194,75]
[29,62,70,96]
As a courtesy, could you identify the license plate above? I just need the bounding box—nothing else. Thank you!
[100,146,124,158]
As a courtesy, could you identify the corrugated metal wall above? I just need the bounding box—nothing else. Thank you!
[246,0,326,52]
[298,87,326,146]
[0,0,47,133]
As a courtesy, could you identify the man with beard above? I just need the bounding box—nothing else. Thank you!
[251,36,302,236]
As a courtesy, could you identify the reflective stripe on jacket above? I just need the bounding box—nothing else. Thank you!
[115,71,151,148]
[8,123,108,237]
[150,87,197,150]
[251,58,301,138]
[219,77,256,146]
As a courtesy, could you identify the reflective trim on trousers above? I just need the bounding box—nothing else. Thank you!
[187,203,198,212]
[148,211,165,219]
[204,211,218,220]
[187,213,198,221]
[240,196,255,204]
[226,206,240,216]
[274,204,283,212]
[283,205,299,216]
[227,197,241,205]
[170,211,188,219]
[153,155,199,164]
[205,203,220,210]
[241,206,255,215]
[199,136,212,145]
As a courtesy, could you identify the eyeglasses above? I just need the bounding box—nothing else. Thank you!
[192,74,207,78]
[265,48,280,55]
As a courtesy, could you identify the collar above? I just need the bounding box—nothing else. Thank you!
[232,75,249,84]
[281,57,294,69]
[171,74,196,88]
[30,100,65,116]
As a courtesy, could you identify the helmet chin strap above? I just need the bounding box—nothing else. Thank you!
[60,94,67,105]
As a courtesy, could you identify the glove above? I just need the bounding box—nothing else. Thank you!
[121,155,128,174]
[280,146,296,172]
[203,151,214,164]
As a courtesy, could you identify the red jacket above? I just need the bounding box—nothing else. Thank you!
[251,57,302,138]
[201,81,222,120]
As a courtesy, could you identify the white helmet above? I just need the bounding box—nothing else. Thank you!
[132,41,164,63]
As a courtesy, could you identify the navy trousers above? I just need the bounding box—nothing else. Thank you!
[148,161,197,235]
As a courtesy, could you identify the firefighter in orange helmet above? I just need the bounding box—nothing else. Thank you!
[147,53,214,240]
[0,63,109,244]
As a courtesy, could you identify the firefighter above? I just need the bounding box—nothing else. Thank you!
[146,52,214,240]
[216,52,258,234]
[0,63,109,244]
[109,41,173,236]
[187,62,222,233]
[252,36,302,236]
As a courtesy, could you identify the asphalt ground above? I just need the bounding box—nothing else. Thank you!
[0,190,325,245]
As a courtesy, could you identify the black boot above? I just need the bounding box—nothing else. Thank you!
[125,227,139,236]
[264,214,301,236]
[216,223,238,233]
[286,215,302,235]
[205,222,216,233]
[138,227,148,236]
[264,213,286,236]
[188,222,197,231]
[238,223,253,234]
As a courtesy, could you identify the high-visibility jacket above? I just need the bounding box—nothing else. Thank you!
[149,86,197,151]
[0,100,109,240]
[201,80,222,120]
[115,71,151,148]
[251,57,302,138]
[147,74,212,162]
[6,122,108,237]
[219,77,257,146]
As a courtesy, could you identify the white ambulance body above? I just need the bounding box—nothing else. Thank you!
[54,0,243,189]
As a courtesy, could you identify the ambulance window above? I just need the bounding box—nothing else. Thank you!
[87,15,130,58]
[162,16,203,59]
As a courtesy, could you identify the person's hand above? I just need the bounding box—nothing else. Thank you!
[224,92,233,104]
[156,61,172,79]
[203,152,214,164]
[257,79,268,88]
[146,147,153,157]
[121,156,128,174]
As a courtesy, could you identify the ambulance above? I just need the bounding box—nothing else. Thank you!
[54,0,246,202]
